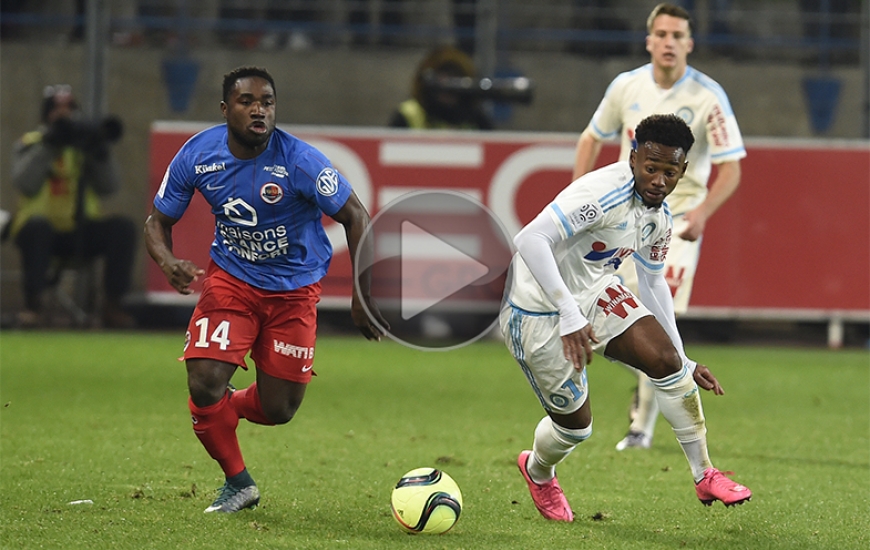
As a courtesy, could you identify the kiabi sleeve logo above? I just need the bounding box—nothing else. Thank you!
[316,167,340,197]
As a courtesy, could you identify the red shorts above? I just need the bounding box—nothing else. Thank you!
[183,261,321,383]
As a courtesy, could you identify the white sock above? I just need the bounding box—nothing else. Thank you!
[650,366,713,481]
[528,416,592,484]
[629,373,660,438]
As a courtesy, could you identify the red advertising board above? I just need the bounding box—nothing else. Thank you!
[148,122,870,315]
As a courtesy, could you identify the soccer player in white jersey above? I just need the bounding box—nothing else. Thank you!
[573,3,745,451]
[503,114,751,522]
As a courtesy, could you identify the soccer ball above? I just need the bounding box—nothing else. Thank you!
[390,468,463,534]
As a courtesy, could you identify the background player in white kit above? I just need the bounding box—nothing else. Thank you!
[573,3,745,451]
[503,114,751,522]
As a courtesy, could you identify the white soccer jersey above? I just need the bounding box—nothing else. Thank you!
[507,162,672,314]
[586,63,745,212]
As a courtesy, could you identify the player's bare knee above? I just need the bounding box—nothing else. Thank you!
[187,370,230,407]
[187,379,227,408]
[263,401,300,425]
[186,359,234,406]
[644,347,683,379]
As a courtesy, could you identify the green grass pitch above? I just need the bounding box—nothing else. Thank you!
[1,331,868,549]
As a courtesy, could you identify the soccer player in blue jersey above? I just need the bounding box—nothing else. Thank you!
[503,114,751,522]
[144,66,386,514]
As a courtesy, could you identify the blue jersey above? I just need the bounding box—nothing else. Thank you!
[154,125,352,291]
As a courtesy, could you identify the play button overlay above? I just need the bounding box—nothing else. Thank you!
[399,221,490,320]
[356,191,514,350]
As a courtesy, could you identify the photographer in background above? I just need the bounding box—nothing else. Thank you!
[389,46,494,130]
[8,85,137,329]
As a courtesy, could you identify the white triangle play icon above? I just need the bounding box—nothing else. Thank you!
[400,220,489,321]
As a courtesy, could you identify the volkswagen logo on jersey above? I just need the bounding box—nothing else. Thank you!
[316,167,340,196]
[260,182,283,204]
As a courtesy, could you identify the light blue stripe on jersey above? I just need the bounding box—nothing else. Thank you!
[590,67,646,139]
[615,64,650,90]
[591,120,620,140]
[509,306,552,412]
[599,179,635,213]
[632,252,665,273]
[686,66,736,117]
[711,146,746,159]
[674,65,692,87]
[550,203,574,237]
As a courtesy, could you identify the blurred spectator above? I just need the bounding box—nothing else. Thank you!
[568,0,631,56]
[7,85,137,329]
[259,0,317,51]
[799,0,860,65]
[347,0,405,46]
[388,45,494,130]
[70,0,85,41]
[678,1,731,34]
[216,0,317,51]
[217,0,267,49]
[0,0,27,39]
[453,0,476,55]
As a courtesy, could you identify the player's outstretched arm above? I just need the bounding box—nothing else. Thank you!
[330,192,387,341]
[144,206,204,295]
[635,267,724,395]
[514,210,596,365]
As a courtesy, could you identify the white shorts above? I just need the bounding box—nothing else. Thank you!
[616,215,701,315]
[500,280,653,414]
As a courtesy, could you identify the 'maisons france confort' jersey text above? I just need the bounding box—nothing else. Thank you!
[154,125,352,291]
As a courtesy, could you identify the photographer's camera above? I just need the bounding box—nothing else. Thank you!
[44,115,124,160]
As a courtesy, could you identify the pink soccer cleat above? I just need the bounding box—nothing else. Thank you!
[695,468,752,507]
[517,450,574,522]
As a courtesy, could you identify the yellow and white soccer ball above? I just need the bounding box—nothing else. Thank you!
[390,468,463,534]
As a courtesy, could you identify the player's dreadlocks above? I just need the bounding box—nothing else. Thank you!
[222,67,276,102]
[635,113,695,154]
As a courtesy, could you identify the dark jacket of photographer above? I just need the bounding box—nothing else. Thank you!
[9,123,120,239]
[389,46,494,131]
